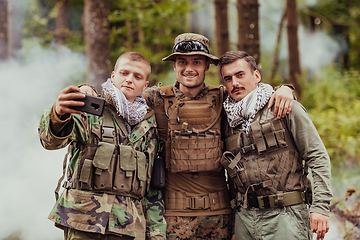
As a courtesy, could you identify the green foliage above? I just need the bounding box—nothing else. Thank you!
[301,67,360,173]
[23,0,84,52]
[108,0,193,83]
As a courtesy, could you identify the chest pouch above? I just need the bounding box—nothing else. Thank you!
[113,145,147,197]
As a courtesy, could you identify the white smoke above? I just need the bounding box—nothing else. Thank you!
[0,39,86,240]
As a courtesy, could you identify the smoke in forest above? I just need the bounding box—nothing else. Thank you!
[0,40,85,240]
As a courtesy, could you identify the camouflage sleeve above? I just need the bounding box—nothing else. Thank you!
[142,85,164,109]
[143,126,166,240]
[38,105,94,150]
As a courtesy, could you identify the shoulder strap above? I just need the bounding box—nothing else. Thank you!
[54,142,74,201]
[159,85,175,97]
[143,108,155,121]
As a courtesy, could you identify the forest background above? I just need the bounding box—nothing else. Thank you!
[0,0,359,239]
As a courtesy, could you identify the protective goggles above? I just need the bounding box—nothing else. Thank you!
[173,40,209,54]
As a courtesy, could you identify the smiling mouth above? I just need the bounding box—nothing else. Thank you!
[182,73,197,78]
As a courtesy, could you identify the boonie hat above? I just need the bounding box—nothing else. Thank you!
[162,33,219,66]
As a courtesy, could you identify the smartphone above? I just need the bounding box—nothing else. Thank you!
[69,93,105,116]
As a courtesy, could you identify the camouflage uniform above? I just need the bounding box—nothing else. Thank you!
[143,83,232,240]
[38,90,166,239]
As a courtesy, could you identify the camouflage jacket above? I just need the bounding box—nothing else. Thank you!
[38,91,166,239]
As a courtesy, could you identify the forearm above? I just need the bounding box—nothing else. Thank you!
[38,106,74,150]
[144,187,166,239]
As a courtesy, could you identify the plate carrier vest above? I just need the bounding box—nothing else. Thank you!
[221,105,312,209]
[157,85,224,173]
[56,106,152,200]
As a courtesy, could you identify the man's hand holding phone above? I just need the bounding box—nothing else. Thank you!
[55,85,105,117]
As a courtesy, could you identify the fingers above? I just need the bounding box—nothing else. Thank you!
[55,86,86,116]
[311,213,329,240]
[231,234,235,240]
[79,85,97,96]
[268,94,275,109]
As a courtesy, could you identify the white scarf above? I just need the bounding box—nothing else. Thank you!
[223,83,274,133]
[102,78,148,133]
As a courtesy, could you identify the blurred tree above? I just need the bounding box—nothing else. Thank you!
[191,0,200,33]
[22,0,192,85]
[8,0,23,59]
[84,0,111,92]
[109,0,191,85]
[269,9,286,86]
[0,0,8,60]
[55,0,69,45]
[237,0,260,64]
[286,0,302,99]
[214,0,229,84]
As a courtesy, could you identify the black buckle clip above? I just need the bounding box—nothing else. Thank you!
[241,144,256,154]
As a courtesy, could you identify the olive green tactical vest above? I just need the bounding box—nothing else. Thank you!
[63,106,152,199]
[159,85,224,173]
[221,105,311,207]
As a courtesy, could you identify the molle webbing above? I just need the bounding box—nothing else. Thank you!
[223,107,308,208]
[161,85,223,173]
[64,106,149,199]
[164,190,230,211]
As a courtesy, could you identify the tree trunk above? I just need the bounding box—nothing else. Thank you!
[214,0,229,84]
[237,0,260,64]
[84,0,111,92]
[7,0,22,60]
[0,0,8,60]
[269,9,286,85]
[286,0,302,99]
[191,0,199,33]
[56,0,69,45]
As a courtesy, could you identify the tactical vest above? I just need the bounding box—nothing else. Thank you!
[59,106,152,200]
[158,85,224,173]
[221,105,312,209]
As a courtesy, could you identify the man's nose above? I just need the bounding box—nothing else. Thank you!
[125,75,134,83]
[231,77,238,87]
[184,64,195,72]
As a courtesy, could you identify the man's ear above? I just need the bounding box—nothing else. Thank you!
[111,71,115,80]
[143,81,149,91]
[205,61,210,71]
[173,61,177,71]
[254,70,261,83]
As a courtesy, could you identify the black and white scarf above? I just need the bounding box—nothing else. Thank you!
[102,78,148,133]
[223,83,274,133]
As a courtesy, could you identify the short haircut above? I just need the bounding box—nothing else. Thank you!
[114,52,151,80]
[219,51,257,75]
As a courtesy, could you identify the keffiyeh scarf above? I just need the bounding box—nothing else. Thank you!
[223,83,274,133]
[102,78,148,133]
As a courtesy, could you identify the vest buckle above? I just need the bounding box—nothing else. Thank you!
[189,196,209,210]
[102,126,115,139]
[241,144,256,154]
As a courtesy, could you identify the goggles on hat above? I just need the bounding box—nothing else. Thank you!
[172,40,209,54]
